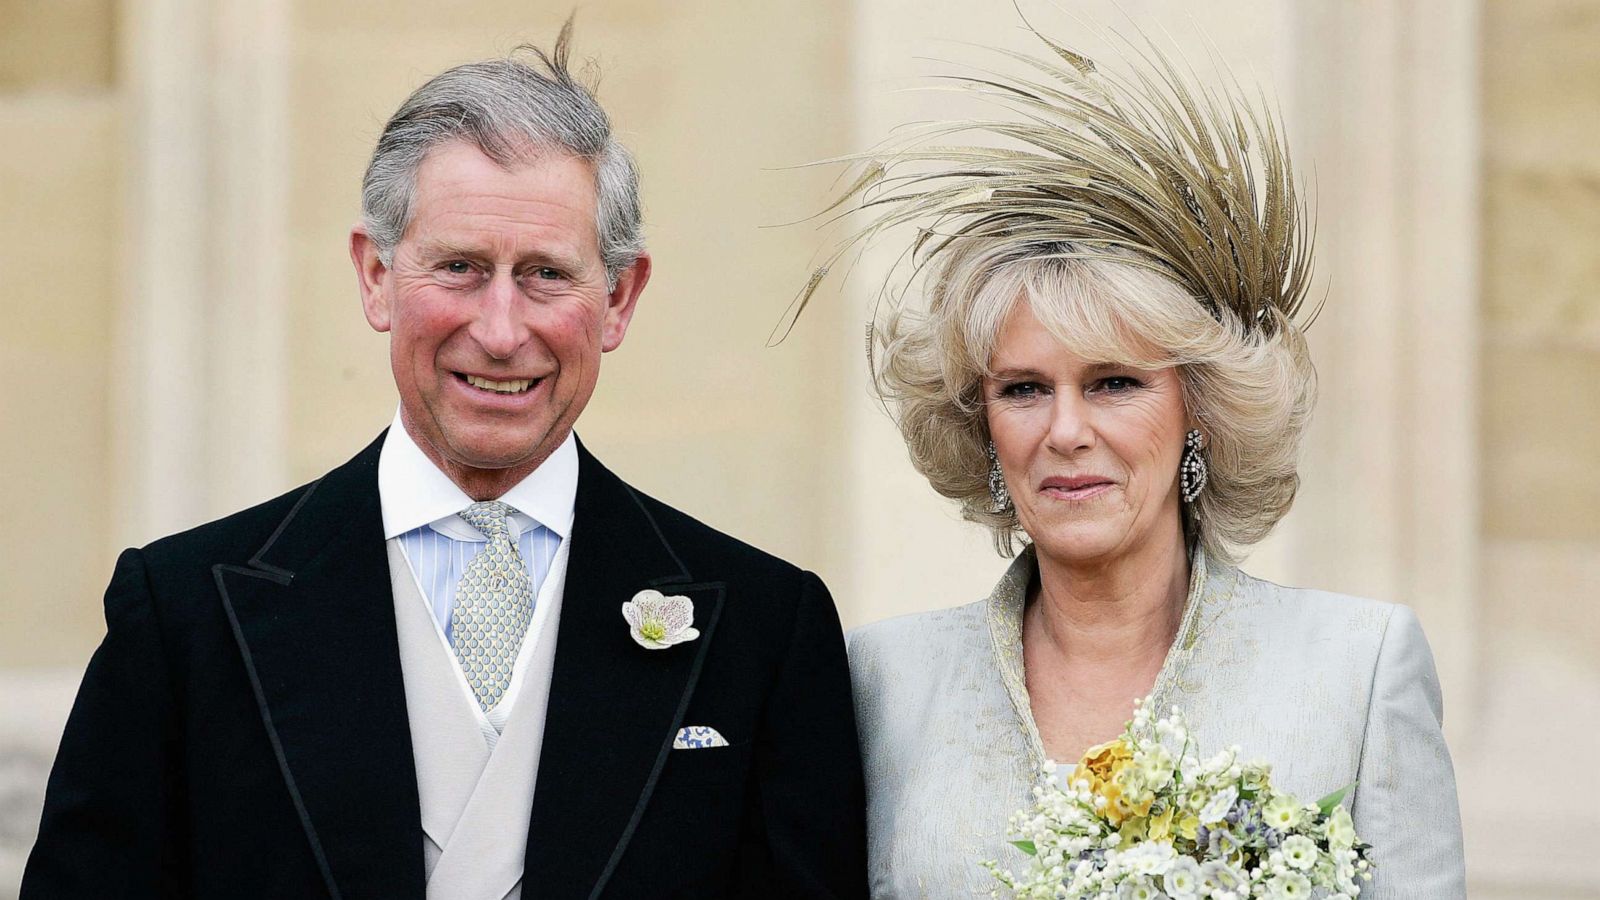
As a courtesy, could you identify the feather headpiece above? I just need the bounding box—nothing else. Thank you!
[793,20,1315,339]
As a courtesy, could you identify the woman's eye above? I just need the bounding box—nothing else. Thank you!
[1097,375,1144,393]
[1000,382,1042,398]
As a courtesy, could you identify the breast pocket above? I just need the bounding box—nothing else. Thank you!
[660,739,754,789]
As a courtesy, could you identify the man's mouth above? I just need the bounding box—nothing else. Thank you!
[458,373,539,394]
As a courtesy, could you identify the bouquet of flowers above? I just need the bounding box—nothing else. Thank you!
[987,699,1372,899]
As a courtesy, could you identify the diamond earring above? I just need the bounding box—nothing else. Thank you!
[1180,429,1208,503]
[987,441,1011,513]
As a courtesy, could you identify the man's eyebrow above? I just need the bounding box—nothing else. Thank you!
[413,239,485,260]
[413,240,587,273]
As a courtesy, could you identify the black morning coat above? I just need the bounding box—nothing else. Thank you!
[21,433,869,899]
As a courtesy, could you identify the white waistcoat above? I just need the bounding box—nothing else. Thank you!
[386,538,569,900]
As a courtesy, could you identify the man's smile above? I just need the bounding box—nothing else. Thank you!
[455,372,541,395]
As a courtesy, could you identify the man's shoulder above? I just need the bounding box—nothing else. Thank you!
[137,434,383,573]
[137,477,323,572]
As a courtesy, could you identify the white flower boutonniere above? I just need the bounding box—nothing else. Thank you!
[622,589,700,650]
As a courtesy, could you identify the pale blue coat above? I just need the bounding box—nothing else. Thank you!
[847,547,1466,898]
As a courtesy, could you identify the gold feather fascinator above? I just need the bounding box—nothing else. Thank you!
[791,19,1316,341]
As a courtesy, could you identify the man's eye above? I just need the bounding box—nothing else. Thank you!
[443,261,473,275]
[534,267,562,280]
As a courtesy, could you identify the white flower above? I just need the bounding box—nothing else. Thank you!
[1278,835,1317,871]
[1324,805,1356,850]
[1118,878,1162,900]
[1118,840,1176,875]
[621,590,700,649]
[1198,785,1238,825]
[1162,857,1202,897]
[1265,871,1312,899]
[1262,794,1302,831]
[1136,744,1176,790]
[1200,860,1245,892]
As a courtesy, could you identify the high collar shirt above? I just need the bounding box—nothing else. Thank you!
[377,410,577,737]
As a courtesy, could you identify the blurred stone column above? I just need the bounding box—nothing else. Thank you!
[1287,0,1481,738]
[111,0,289,552]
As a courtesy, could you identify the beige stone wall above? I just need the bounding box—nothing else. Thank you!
[0,0,121,667]
[1465,1,1600,894]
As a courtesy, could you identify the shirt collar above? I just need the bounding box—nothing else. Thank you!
[377,408,578,542]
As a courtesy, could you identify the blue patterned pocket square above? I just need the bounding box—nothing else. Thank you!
[672,726,729,749]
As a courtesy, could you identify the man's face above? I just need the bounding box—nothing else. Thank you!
[351,140,650,492]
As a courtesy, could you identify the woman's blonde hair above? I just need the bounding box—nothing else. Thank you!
[803,23,1320,562]
[875,238,1315,562]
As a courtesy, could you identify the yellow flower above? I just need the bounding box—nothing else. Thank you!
[1072,739,1137,824]
[1074,739,1133,787]
[1147,806,1176,842]
[1176,812,1200,841]
[1118,813,1147,848]
[1099,780,1127,825]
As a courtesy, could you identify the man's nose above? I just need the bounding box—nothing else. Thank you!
[470,271,530,359]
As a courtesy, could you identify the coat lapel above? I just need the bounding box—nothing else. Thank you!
[524,443,726,899]
[214,433,424,900]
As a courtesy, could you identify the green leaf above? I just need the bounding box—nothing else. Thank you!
[1010,840,1038,856]
[1316,782,1356,816]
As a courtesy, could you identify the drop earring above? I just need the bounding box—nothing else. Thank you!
[1180,429,1208,503]
[987,441,1011,513]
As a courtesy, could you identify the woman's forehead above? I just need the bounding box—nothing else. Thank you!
[984,288,1172,370]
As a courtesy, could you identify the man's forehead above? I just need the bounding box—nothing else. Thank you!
[403,141,601,256]
[414,139,596,196]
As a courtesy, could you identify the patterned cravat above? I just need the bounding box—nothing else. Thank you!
[452,501,535,712]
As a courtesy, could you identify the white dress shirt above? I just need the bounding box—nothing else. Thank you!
[377,410,577,739]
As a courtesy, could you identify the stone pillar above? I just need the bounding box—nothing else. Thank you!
[111,0,290,551]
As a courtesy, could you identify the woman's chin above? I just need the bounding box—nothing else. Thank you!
[1029,529,1128,567]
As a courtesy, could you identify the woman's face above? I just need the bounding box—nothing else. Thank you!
[983,301,1190,569]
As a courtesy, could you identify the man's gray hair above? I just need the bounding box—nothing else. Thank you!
[360,22,644,285]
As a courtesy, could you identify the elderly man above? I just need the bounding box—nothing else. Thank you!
[23,28,867,900]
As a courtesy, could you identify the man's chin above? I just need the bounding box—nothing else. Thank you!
[441,429,567,473]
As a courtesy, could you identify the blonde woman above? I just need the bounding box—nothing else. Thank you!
[829,30,1466,899]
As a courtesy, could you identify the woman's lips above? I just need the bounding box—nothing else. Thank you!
[1038,476,1116,500]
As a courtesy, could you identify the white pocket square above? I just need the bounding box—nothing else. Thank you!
[672,725,729,749]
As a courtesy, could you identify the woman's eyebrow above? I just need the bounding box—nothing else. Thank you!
[986,366,1045,381]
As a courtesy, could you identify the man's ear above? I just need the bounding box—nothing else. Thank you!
[600,252,652,352]
[350,226,393,333]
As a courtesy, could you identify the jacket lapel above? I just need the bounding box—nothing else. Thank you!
[524,443,726,899]
[214,432,424,900]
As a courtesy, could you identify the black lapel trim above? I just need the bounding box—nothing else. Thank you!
[244,473,324,583]
[589,581,726,900]
[617,481,692,587]
[527,443,728,896]
[213,562,343,900]
[214,432,423,899]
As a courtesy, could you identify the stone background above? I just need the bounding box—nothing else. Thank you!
[1,0,1595,895]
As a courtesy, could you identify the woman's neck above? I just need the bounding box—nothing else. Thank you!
[1026,530,1191,669]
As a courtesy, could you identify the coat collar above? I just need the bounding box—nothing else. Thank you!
[983,545,1236,767]
[523,441,726,898]
[214,431,425,900]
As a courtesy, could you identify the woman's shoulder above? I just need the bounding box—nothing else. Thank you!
[845,599,997,697]
[1223,566,1411,647]
[846,598,989,661]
